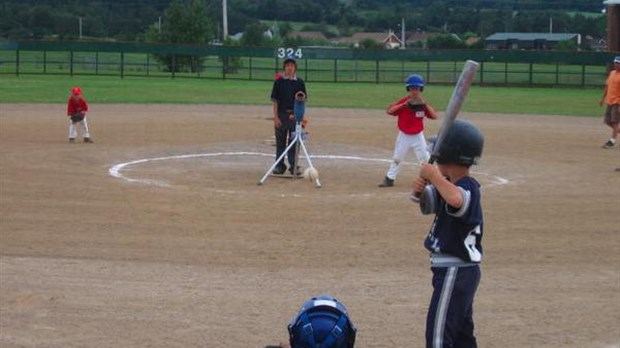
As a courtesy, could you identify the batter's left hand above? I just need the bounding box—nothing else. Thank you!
[418,163,441,183]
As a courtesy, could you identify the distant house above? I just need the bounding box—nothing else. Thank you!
[338,30,404,49]
[485,32,580,50]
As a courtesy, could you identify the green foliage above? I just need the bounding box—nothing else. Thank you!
[427,34,467,49]
[145,0,214,73]
[219,38,244,74]
[241,21,268,47]
[359,38,382,49]
[555,40,579,51]
[0,0,607,44]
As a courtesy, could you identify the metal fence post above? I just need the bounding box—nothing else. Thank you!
[146,54,150,76]
[334,59,338,82]
[375,60,379,84]
[221,55,226,80]
[120,52,125,79]
[16,49,19,76]
[70,51,74,76]
[581,65,586,86]
[95,52,99,75]
[249,56,252,80]
[504,61,508,85]
[172,54,176,79]
[43,51,47,74]
[529,62,533,86]
[555,62,559,85]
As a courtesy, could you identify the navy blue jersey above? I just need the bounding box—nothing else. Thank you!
[270,76,307,116]
[424,176,483,263]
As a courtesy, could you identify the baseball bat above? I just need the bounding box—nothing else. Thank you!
[411,60,479,203]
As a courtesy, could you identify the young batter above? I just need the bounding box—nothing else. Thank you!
[379,74,437,187]
[412,120,485,348]
[66,87,93,143]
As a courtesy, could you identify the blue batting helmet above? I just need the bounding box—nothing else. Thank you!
[288,294,356,348]
[405,74,425,90]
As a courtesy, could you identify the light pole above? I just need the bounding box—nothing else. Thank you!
[222,0,228,39]
[397,18,406,49]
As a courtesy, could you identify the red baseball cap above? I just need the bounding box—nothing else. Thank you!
[71,87,82,95]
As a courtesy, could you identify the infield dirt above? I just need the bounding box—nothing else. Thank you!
[1,104,619,347]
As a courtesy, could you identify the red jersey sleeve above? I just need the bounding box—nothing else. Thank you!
[67,98,88,115]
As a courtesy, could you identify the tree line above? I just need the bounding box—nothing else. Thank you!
[0,0,606,42]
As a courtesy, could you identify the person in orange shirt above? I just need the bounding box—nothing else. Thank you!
[599,56,620,149]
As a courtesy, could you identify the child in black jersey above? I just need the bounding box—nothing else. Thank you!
[412,119,485,348]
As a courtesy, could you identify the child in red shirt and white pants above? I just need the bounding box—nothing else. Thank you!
[67,86,93,143]
[379,74,438,187]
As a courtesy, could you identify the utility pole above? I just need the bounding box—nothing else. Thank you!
[549,16,553,33]
[222,0,228,40]
[401,17,406,49]
[79,17,83,39]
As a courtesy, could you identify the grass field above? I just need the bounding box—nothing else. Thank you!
[0,74,603,116]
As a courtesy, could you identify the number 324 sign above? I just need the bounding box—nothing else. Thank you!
[276,47,303,59]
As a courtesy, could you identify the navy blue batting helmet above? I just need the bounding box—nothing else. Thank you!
[288,294,356,348]
[405,74,425,91]
[433,119,484,166]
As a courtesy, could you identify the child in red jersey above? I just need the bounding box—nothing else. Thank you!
[67,87,93,143]
[379,74,438,187]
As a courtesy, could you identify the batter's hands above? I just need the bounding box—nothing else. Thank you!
[418,163,442,183]
[412,176,427,196]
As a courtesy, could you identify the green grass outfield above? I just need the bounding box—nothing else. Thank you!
[0,75,603,117]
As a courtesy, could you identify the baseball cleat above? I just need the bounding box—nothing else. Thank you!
[272,166,286,175]
[602,140,616,149]
[84,137,94,143]
[289,166,303,176]
[69,138,75,143]
[378,177,394,187]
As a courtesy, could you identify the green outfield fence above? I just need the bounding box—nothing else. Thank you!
[0,40,617,87]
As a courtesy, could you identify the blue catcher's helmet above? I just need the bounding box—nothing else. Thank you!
[405,74,425,91]
[288,294,356,348]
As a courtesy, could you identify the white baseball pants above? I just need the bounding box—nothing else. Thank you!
[68,118,91,139]
[386,130,430,180]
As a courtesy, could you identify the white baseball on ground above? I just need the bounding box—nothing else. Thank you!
[303,167,319,181]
